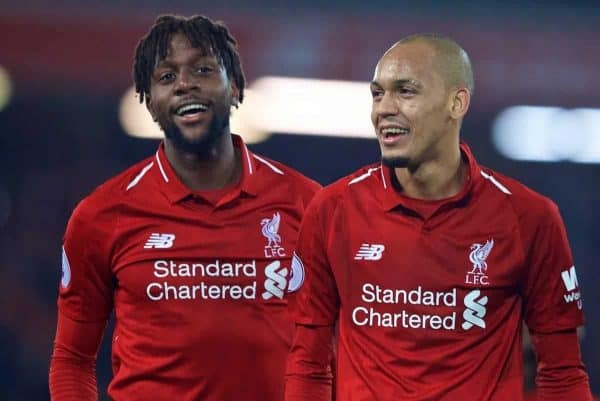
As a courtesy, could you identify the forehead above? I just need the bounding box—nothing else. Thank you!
[155,32,217,64]
[168,33,195,51]
[373,42,439,85]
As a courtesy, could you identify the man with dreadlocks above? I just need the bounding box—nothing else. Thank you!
[49,14,320,401]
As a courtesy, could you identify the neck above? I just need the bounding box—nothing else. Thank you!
[394,143,465,200]
[163,133,241,191]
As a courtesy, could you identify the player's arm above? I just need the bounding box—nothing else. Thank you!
[529,329,591,401]
[520,200,592,401]
[285,193,340,401]
[49,315,106,401]
[285,324,336,401]
[49,200,114,401]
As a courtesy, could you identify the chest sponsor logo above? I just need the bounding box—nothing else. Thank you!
[354,243,385,261]
[351,283,489,332]
[262,260,288,300]
[261,212,286,258]
[465,239,494,285]
[146,260,258,301]
[462,290,488,330]
[561,265,582,310]
[144,259,291,303]
[144,233,176,249]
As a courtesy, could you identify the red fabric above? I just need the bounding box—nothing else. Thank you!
[285,324,334,401]
[525,390,599,401]
[530,329,593,401]
[49,313,106,401]
[192,163,243,205]
[52,134,321,401]
[287,143,587,401]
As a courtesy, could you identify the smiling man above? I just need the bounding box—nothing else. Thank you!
[285,34,592,401]
[49,14,320,401]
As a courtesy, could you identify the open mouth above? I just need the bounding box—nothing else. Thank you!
[175,103,209,117]
[380,127,409,143]
[172,102,210,125]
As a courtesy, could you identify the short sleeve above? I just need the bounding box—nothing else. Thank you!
[288,193,340,326]
[58,199,114,322]
[521,200,584,333]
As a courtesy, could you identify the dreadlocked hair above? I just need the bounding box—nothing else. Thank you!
[133,14,246,104]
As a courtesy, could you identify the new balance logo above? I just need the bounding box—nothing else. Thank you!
[354,243,385,261]
[462,290,488,330]
[262,260,288,300]
[144,233,176,249]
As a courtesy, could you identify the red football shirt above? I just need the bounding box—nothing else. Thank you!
[55,134,320,401]
[287,143,585,401]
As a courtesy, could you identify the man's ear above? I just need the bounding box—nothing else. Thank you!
[145,95,158,122]
[449,87,470,120]
[230,83,240,108]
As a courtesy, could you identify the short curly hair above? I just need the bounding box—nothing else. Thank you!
[133,14,246,104]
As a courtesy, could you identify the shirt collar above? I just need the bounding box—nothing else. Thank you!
[152,134,258,204]
[380,142,482,212]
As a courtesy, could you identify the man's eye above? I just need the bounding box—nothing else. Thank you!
[195,66,213,74]
[400,87,416,95]
[371,90,383,99]
[196,65,213,74]
[158,72,175,82]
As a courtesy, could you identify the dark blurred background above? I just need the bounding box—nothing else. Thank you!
[1,1,599,400]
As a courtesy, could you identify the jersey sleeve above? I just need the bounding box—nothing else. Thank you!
[520,199,584,333]
[288,191,340,326]
[50,197,116,400]
[286,191,338,401]
[49,314,107,401]
[285,325,335,401]
[530,329,593,401]
[58,198,115,322]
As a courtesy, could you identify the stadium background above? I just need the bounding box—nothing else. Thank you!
[0,1,598,399]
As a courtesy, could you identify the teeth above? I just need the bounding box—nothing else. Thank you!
[381,127,409,136]
[176,103,208,116]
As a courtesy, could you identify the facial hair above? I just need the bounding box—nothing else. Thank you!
[162,106,230,157]
[381,155,409,168]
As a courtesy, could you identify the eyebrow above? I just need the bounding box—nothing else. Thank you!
[370,79,423,89]
[154,59,175,69]
[154,52,217,69]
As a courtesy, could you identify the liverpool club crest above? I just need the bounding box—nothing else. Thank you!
[261,212,286,258]
[465,239,494,285]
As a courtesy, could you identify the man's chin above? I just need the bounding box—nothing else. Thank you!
[381,154,410,168]
[164,124,216,155]
[161,108,229,156]
[180,130,210,145]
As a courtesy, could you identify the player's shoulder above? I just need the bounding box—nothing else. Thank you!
[331,162,383,194]
[72,156,155,222]
[311,162,382,207]
[251,152,321,195]
[479,166,560,220]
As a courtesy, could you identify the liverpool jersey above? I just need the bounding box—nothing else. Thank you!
[58,135,320,401]
[289,143,584,401]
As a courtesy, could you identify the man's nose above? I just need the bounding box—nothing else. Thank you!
[174,70,198,95]
[375,92,399,118]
